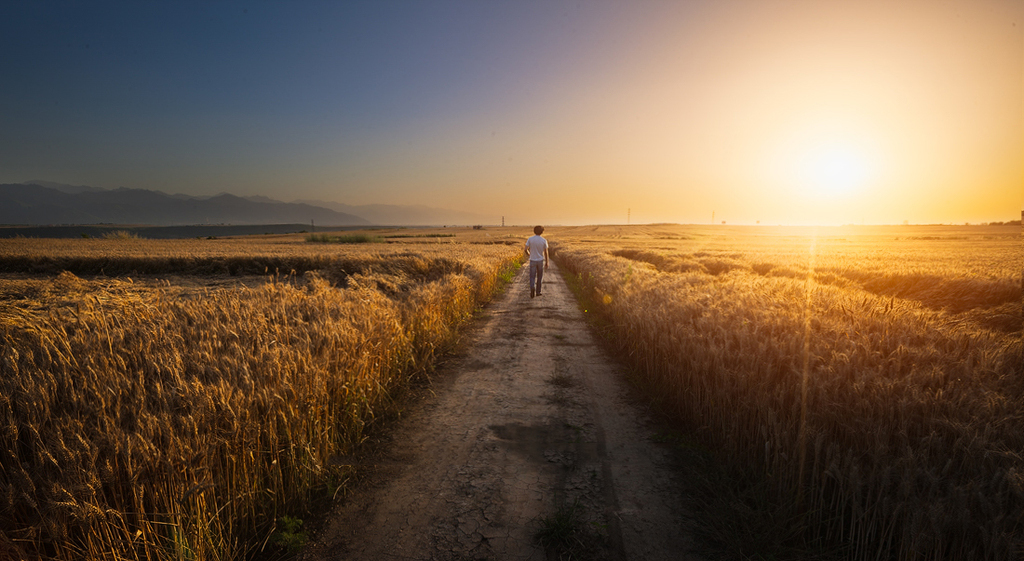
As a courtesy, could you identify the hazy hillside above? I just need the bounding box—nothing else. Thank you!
[22,180,107,194]
[1,184,369,226]
[294,199,494,226]
[2,182,495,226]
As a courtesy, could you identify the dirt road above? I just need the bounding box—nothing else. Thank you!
[302,260,701,560]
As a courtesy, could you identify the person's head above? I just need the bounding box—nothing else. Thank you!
[534,225,544,235]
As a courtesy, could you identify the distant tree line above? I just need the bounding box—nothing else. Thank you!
[984,220,1022,226]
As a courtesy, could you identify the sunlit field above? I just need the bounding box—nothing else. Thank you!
[3,223,1021,560]
[552,223,1022,560]
[0,228,523,560]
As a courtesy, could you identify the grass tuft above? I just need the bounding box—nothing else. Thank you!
[547,373,576,389]
[535,499,601,560]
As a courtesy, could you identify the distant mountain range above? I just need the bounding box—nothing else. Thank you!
[292,199,492,226]
[1,182,492,226]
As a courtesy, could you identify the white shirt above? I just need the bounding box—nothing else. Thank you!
[525,235,548,261]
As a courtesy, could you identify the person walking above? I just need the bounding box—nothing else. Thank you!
[525,225,548,298]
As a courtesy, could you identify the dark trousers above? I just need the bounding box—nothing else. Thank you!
[529,260,544,293]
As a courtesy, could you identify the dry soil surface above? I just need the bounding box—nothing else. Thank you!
[301,260,703,561]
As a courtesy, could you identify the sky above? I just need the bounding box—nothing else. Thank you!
[1,1,1021,226]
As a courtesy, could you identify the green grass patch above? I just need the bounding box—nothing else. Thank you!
[100,230,141,240]
[305,233,385,244]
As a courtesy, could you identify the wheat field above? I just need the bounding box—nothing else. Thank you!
[552,223,1022,560]
[0,229,523,560]
[3,224,1021,560]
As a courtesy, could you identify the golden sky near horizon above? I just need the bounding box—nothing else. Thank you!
[2,1,1021,225]
[444,1,1024,226]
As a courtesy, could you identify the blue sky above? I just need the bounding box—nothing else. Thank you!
[2,1,1021,225]
[3,3,547,183]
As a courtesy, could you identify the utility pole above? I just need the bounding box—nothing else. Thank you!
[502,216,505,227]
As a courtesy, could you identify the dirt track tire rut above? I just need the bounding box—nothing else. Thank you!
[302,260,701,561]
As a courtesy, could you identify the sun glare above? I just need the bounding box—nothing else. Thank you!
[801,146,873,198]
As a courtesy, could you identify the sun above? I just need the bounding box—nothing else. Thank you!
[800,146,873,198]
